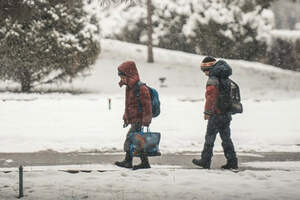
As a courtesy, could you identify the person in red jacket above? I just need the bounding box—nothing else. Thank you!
[192,56,238,171]
[115,61,153,170]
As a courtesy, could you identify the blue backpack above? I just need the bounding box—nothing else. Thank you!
[134,81,160,118]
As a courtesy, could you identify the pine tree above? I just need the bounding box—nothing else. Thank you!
[0,0,100,92]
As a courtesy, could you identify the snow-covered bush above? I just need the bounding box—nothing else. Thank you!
[99,1,192,50]
[267,30,300,71]
[152,1,193,52]
[0,0,100,92]
[183,0,274,60]
[99,0,274,61]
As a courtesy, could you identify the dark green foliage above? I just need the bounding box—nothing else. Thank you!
[115,19,147,44]
[185,0,272,61]
[155,9,192,52]
[187,19,268,61]
[267,38,300,71]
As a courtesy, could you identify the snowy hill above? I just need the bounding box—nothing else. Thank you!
[71,39,300,100]
[0,39,300,153]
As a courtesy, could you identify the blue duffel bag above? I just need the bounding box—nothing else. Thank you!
[129,127,161,157]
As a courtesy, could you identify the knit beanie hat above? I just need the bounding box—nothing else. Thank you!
[200,56,216,72]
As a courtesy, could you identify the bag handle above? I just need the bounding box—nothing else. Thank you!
[141,126,150,133]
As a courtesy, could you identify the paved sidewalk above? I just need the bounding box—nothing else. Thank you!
[1,151,300,171]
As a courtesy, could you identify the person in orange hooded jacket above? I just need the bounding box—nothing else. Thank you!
[115,61,153,170]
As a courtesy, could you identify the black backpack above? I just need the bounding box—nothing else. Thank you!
[217,78,243,114]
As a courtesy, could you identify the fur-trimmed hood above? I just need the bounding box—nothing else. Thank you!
[118,61,140,88]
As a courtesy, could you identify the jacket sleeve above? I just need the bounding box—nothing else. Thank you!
[204,77,219,115]
[139,85,152,126]
[123,87,129,123]
[123,113,128,124]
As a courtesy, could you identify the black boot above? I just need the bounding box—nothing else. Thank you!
[221,158,238,171]
[115,152,133,168]
[192,143,213,169]
[133,154,151,170]
[221,142,238,171]
[192,158,211,169]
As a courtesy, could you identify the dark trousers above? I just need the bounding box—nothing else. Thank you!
[201,114,237,162]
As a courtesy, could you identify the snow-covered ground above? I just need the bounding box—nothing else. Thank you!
[1,39,300,153]
[1,162,300,200]
[1,40,300,200]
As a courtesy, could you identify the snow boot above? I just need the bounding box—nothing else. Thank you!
[221,158,238,171]
[133,154,151,170]
[192,159,211,169]
[194,143,213,169]
[115,152,133,169]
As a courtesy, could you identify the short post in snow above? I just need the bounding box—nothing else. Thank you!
[19,166,24,198]
[159,77,167,88]
[108,98,111,110]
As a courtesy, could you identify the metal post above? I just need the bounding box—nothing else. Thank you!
[108,98,111,110]
[19,166,24,198]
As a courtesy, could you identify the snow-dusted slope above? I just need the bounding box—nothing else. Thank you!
[70,39,300,100]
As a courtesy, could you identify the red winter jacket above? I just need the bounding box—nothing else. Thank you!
[118,61,152,126]
[204,77,221,115]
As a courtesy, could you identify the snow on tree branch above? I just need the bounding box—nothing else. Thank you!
[98,0,141,7]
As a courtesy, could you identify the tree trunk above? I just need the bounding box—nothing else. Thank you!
[147,0,154,63]
[20,69,32,92]
[21,81,31,92]
[295,39,300,71]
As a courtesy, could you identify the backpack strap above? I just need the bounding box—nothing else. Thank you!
[134,81,145,113]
